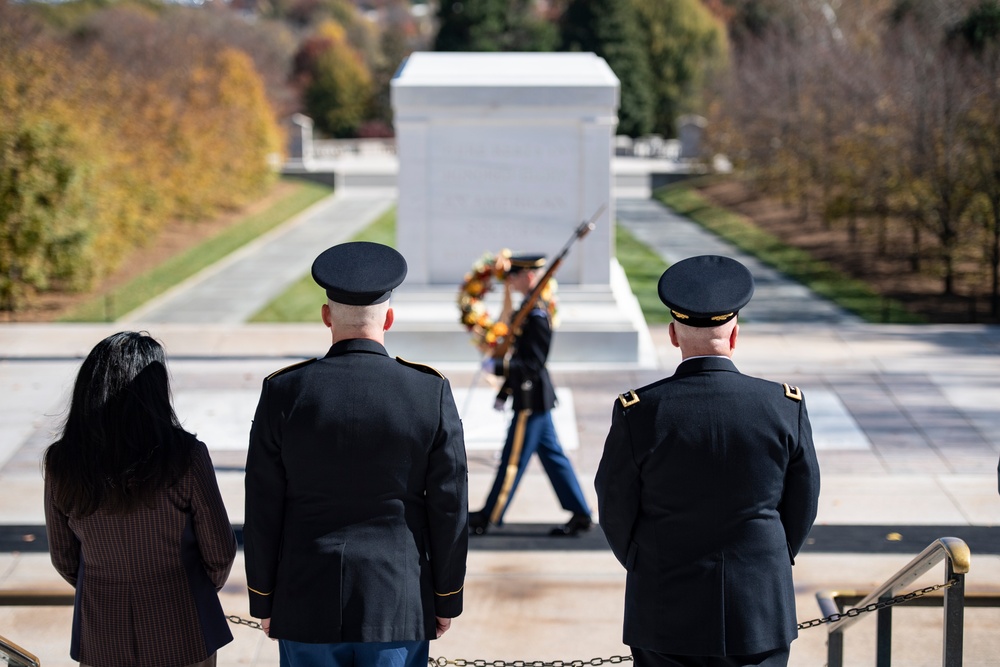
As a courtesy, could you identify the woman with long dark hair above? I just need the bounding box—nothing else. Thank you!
[44,331,236,667]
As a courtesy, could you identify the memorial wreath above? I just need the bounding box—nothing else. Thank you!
[457,249,557,354]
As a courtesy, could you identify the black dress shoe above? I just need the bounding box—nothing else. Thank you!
[468,510,490,535]
[549,513,593,537]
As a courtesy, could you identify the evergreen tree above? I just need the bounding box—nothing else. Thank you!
[560,0,654,137]
[952,0,1000,54]
[434,0,557,52]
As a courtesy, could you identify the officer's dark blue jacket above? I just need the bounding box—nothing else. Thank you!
[595,356,820,657]
[495,304,557,412]
[244,338,468,643]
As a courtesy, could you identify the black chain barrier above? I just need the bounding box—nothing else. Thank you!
[226,615,263,631]
[225,578,958,667]
[429,657,634,667]
[794,578,957,630]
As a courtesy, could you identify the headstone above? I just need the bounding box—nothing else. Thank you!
[286,113,314,165]
[391,52,618,286]
[677,115,707,160]
[615,135,635,156]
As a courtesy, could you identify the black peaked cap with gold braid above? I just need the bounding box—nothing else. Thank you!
[312,241,407,305]
[658,255,754,328]
[508,254,546,274]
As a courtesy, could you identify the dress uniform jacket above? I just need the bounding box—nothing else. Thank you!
[44,438,237,667]
[496,304,557,412]
[244,338,468,644]
[595,356,820,657]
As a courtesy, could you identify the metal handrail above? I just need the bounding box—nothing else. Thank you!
[821,536,970,667]
[0,633,40,667]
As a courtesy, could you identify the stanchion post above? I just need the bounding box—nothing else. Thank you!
[876,594,893,667]
[827,631,844,667]
[942,564,965,667]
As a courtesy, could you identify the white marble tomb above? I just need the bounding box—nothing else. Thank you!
[389,52,653,365]
[392,51,618,286]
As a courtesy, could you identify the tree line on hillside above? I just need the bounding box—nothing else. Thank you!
[1,0,727,315]
[7,0,999,322]
[0,0,285,313]
[709,0,1000,315]
[434,0,727,138]
[0,0,432,314]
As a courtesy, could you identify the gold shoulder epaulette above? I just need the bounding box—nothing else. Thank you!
[618,390,640,408]
[266,358,317,381]
[396,356,444,379]
[782,383,803,402]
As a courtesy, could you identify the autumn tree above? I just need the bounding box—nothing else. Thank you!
[953,1,1000,311]
[1,0,283,313]
[629,0,728,138]
[0,10,103,311]
[162,4,299,117]
[367,0,423,134]
[296,20,374,137]
[884,8,980,294]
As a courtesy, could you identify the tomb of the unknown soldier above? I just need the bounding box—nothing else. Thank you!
[388,51,655,366]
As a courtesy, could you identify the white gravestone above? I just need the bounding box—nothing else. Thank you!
[677,114,707,160]
[391,52,618,286]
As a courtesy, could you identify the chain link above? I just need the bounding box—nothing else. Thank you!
[430,657,633,667]
[796,579,958,629]
[225,579,957,665]
[226,615,262,631]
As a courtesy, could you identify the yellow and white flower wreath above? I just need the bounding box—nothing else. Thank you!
[457,249,558,354]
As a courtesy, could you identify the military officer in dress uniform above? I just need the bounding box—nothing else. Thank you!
[244,241,469,667]
[595,255,821,667]
[468,253,593,537]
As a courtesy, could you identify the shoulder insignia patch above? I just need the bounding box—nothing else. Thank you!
[618,390,640,408]
[266,357,317,380]
[396,356,444,379]
[783,383,803,402]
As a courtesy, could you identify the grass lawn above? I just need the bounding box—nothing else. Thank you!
[616,223,671,324]
[60,174,910,326]
[249,205,398,322]
[60,178,333,322]
[655,182,924,324]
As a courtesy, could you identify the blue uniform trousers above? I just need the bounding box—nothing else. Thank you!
[482,410,590,525]
[279,640,428,667]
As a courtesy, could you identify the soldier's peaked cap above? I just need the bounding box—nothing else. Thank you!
[658,255,754,327]
[508,254,546,274]
[312,241,407,305]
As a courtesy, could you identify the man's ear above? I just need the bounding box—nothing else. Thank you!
[321,303,333,329]
[384,307,394,332]
[668,321,680,348]
[730,323,739,351]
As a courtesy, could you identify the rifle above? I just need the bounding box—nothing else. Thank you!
[491,203,606,360]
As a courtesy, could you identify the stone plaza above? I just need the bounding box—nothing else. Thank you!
[2,201,1000,664]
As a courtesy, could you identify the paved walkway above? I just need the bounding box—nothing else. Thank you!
[110,193,861,327]
[121,191,395,323]
[616,198,863,324]
[2,194,1000,666]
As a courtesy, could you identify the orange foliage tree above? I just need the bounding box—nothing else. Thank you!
[0,0,282,313]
